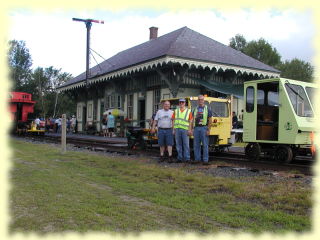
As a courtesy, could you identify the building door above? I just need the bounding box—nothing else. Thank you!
[82,106,87,131]
[138,99,145,127]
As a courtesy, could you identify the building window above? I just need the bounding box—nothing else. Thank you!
[110,95,115,108]
[77,106,81,119]
[162,93,170,100]
[93,101,97,120]
[153,89,161,113]
[127,94,133,119]
[106,96,110,109]
[88,103,92,118]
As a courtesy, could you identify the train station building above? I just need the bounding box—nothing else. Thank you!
[57,26,280,132]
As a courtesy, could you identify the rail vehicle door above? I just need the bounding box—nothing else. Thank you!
[256,82,279,141]
[16,102,23,121]
[243,85,256,142]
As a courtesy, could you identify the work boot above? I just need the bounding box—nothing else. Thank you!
[168,156,173,163]
[158,156,165,163]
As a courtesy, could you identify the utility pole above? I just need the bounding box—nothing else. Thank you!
[72,18,104,133]
[72,18,104,88]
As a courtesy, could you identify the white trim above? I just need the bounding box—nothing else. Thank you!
[57,56,280,92]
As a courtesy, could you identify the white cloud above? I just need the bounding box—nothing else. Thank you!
[8,9,314,76]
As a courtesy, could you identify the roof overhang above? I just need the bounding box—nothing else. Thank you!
[57,56,280,92]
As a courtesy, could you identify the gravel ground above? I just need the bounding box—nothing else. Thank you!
[12,137,313,186]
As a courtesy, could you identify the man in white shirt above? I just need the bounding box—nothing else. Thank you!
[34,117,40,129]
[71,115,77,133]
[151,101,174,162]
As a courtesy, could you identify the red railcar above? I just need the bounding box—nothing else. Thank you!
[9,92,35,131]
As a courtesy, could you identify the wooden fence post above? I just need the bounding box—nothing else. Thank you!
[61,114,66,153]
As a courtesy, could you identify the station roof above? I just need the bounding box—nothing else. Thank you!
[58,26,280,91]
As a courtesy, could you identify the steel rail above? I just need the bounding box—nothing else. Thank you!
[16,134,313,175]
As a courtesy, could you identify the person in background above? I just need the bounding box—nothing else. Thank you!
[34,117,40,130]
[191,95,213,165]
[66,117,71,133]
[45,117,51,133]
[101,114,108,137]
[54,118,59,133]
[71,115,76,133]
[239,109,244,121]
[149,112,157,129]
[172,98,193,163]
[106,112,115,137]
[232,111,238,129]
[150,101,174,163]
[55,116,62,133]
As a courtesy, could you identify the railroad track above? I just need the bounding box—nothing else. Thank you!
[16,134,314,176]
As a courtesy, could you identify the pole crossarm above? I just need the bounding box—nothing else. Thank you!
[72,18,104,24]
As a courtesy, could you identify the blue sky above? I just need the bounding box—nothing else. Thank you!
[8,9,315,77]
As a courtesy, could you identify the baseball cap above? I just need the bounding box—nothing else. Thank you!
[179,98,186,102]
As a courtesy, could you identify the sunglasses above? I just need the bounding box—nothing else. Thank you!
[179,101,185,103]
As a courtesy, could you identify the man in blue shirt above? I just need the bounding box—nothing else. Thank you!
[191,95,213,165]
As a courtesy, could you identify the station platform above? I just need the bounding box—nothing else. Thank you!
[46,132,244,153]
[46,132,128,144]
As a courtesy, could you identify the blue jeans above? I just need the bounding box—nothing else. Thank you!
[175,128,190,161]
[193,126,209,162]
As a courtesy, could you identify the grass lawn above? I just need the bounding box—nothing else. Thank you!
[9,139,312,234]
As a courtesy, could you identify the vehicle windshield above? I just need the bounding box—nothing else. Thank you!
[285,83,313,117]
[191,100,228,117]
[305,86,316,108]
[209,102,229,117]
[191,100,209,110]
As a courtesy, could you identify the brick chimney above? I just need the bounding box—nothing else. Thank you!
[149,27,158,40]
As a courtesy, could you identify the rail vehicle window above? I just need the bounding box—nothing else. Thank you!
[210,102,229,117]
[285,83,313,117]
[257,90,265,105]
[168,99,180,110]
[305,87,316,108]
[190,100,209,110]
[246,87,254,112]
[267,91,279,106]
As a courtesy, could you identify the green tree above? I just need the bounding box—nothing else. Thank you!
[278,58,314,82]
[8,40,33,90]
[229,34,247,52]
[30,67,72,118]
[229,35,281,68]
[243,38,281,67]
[54,91,77,118]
